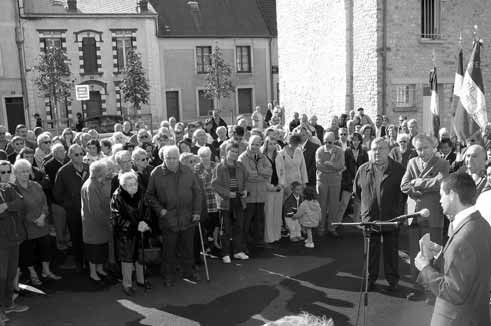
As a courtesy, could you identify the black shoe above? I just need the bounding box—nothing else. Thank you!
[122,285,135,296]
[328,230,340,238]
[136,280,152,290]
[386,283,399,293]
[89,277,106,289]
[406,290,425,301]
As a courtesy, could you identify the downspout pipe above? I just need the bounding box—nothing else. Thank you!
[381,0,387,115]
[15,0,30,128]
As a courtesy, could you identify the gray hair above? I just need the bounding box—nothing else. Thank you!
[115,150,131,164]
[89,160,107,180]
[36,132,51,145]
[118,170,138,187]
[13,158,31,173]
[371,137,389,148]
[396,133,410,143]
[412,134,436,148]
[197,146,212,157]
[131,147,147,160]
[68,144,82,157]
[159,145,179,160]
[51,143,65,153]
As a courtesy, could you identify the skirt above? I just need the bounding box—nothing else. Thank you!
[84,243,109,264]
[264,189,284,243]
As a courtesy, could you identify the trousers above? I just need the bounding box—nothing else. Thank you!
[220,208,244,256]
[244,203,265,247]
[161,227,195,279]
[0,245,19,309]
[368,228,400,285]
[316,176,342,233]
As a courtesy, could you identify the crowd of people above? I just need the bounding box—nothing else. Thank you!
[1,104,491,325]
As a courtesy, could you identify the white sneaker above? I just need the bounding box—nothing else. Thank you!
[233,252,249,260]
[222,256,231,264]
[305,242,315,248]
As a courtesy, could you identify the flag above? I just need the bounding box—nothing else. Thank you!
[451,48,481,142]
[429,67,440,137]
[460,40,488,130]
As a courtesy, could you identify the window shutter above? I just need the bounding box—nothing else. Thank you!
[82,37,97,73]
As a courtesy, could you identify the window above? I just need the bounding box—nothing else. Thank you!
[44,38,62,51]
[198,90,214,116]
[393,84,415,107]
[237,88,253,114]
[421,0,440,40]
[116,37,133,71]
[236,46,251,73]
[196,46,212,73]
[82,37,97,74]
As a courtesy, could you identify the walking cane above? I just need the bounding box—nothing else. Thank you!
[140,230,147,292]
[198,222,210,282]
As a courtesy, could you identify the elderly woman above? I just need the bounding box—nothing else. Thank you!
[131,147,152,190]
[111,132,127,146]
[0,160,28,321]
[211,143,249,263]
[277,134,308,197]
[194,147,218,248]
[83,139,104,165]
[18,147,46,184]
[261,136,285,243]
[389,133,417,169]
[386,124,399,149]
[111,171,151,295]
[81,160,111,285]
[34,132,51,168]
[14,159,60,286]
[61,128,74,150]
[111,150,133,194]
[238,135,272,250]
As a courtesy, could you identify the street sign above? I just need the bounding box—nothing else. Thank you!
[75,85,90,101]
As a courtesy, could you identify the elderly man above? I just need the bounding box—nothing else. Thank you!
[337,127,349,150]
[5,125,27,156]
[460,144,488,195]
[374,114,386,138]
[316,132,345,237]
[309,115,324,141]
[401,134,449,301]
[407,119,419,146]
[295,125,320,187]
[416,173,491,326]
[0,126,7,151]
[7,137,24,164]
[34,132,51,169]
[146,145,202,286]
[53,144,89,271]
[238,135,272,251]
[289,112,300,132]
[355,107,374,128]
[475,161,491,225]
[219,125,248,159]
[354,138,405,291]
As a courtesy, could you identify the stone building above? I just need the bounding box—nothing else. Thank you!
[277,0,491,129]
[20,0,162,129]
[152,0,278,123]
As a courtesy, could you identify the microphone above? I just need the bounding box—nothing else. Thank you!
[390,208,430,222]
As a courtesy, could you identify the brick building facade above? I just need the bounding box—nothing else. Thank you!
[278,0,491,129]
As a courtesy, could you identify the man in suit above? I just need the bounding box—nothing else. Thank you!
[416,172,491,326]
[354,137,405,291]
[401,134,450,301]
[296,125,319,187]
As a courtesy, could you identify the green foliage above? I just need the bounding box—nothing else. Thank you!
[204,46,234,109]
[120,48,150,116]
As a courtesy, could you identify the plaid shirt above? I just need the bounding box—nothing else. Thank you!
[195,162,218,213]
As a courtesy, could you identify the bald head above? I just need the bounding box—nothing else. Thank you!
[324,132,336,146]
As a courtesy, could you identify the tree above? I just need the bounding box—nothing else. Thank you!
[120,48,150,118]
[34,46,72,133]
[204,45,234,119]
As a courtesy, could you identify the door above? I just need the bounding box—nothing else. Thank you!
[85,91,102,118]
[5,97,25,134]
[198,90,214,117]
[237,88,253,114]
[166,91,180,120]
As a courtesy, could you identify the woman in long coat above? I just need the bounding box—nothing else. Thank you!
[110,171,151,296]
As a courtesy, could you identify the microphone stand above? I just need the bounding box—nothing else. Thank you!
[332,220,400,326]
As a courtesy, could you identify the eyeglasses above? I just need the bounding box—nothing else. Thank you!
[339,133,347,136]
[73,153,83,157]
[42,141,52,144]
[399,141,407,144]
[139,158,148,162]
[326,141,333,145]
[0,170,12,174]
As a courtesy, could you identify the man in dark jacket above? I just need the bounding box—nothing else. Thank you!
[297,125,319,187]
[354,137,405,291]
[146,145,202,286]
[53,144,89,271]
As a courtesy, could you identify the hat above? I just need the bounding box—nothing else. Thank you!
[357,107,364,111]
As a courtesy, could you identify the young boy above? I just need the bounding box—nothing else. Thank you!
[283,181,303,242]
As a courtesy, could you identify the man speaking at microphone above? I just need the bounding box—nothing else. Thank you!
[400,134,449,301]
[354,137,405,291]
[415,173,491,326]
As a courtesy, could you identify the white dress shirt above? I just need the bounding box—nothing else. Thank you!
[475,190,491,226]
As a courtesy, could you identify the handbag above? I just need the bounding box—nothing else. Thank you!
[138,233,162,265]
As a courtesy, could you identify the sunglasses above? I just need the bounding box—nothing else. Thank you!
[43,141,52,144]
[399,141,407,143]
[139,158,148,162]
[73,153,83,157]
[339,133,347,136]
[326,141,333,145]
[0,170,12,174]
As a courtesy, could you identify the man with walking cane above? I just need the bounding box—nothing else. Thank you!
[146,145,202,287]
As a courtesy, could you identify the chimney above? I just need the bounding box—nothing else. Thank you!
[67,0,77,11]
[139,0,148,12]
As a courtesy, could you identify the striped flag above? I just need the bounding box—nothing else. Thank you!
[429,67,440,137]
[451,48,481,142]
[460,40,488,130]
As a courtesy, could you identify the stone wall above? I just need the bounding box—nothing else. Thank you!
[277,0,347,126]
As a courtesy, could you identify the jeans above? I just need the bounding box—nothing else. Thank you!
[220,209,244,256]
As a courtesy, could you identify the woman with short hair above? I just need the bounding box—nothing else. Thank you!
[110,171,151,295]
[81,160,112,285]
[360,124,373,150]
[14,159,60,286]
[277,134,308,197]
[83,139,104,165]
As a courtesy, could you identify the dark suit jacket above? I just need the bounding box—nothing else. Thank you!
[341,147,369,192]
[53,162,89,211]
[302,140,319,187]
[353,158,405,221]
[419,211,491,326]
[401,155,450,229]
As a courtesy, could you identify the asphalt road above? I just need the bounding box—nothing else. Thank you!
[10,229,436,326]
